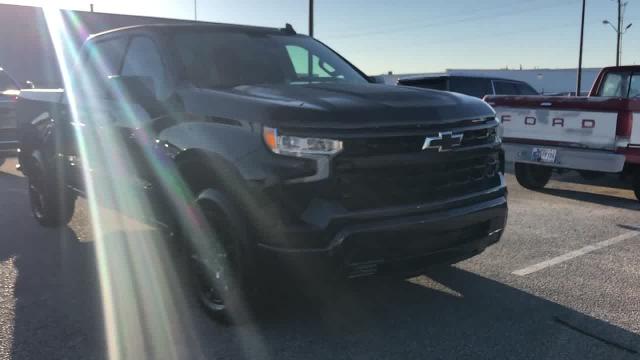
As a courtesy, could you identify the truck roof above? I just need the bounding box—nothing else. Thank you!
[600,65,640,72]
[89,22,295,40]
[399,74,530,84]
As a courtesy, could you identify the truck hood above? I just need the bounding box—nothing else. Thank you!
[181,83,495,129]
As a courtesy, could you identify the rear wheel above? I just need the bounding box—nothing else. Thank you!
[514,163,552,190]
[27,158,76,227]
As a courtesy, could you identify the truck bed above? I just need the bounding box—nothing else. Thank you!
[484,95,639,150]
[484,94,640,172]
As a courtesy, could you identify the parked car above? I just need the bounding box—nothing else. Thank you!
[0,67,20,165]
[485,65,640,200]
[398,75,538,98]
[17,23,507,320]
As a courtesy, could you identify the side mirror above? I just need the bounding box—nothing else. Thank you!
[23,80,35,89]
[106,75,156,103]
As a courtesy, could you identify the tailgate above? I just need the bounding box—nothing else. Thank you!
[486,96,621,150]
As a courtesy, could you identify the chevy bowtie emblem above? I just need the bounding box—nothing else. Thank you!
[422,132,464,151]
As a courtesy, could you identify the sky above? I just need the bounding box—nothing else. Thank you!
[1,0,638,75]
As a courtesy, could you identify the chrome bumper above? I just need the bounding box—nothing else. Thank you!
[503,143,625,173]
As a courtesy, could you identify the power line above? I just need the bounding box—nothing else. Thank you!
[323,0,579,40]
[321,0,556,37]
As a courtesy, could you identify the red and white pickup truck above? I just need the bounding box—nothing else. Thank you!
[485,65,640,200]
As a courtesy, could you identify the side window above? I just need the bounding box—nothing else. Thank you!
[629,74,640,98]
[287,45,309,76]
[285,45,339,80]
[516,83,538,95]
[121,37,168,99]
[493,81,519,95]
[75,37,128,97]
[411,78,448,91]
[598,72,629,97]
[450,78,491,98]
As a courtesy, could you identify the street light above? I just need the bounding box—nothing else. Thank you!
[602,19,616,31]
[603,1,632,66]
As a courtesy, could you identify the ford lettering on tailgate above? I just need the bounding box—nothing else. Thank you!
[498,107,618,149]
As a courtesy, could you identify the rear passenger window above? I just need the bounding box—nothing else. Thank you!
[408,78,447,91]
[121,37,169,99]
[449,78,491,98]
[493,81,519,95]
[75,37,128,98]
[90,38,128,77]
[516,83,538,95]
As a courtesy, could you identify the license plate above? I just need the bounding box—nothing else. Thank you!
[532,147,556,163]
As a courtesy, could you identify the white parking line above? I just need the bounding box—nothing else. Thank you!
[513,230,640,276]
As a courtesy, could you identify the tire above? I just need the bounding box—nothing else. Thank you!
[27,158,76,227]
[188,187,258,323]
[633,171,640,202]
[514,162,552,190]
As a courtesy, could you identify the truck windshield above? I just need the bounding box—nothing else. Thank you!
[172,30,369,88]
[598,71,640,98]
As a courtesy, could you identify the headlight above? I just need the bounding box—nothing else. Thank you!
[263,127,343,156]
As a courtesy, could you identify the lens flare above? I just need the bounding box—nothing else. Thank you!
[42,8,269,359]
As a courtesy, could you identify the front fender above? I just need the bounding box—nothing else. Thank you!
[159,120,315,184]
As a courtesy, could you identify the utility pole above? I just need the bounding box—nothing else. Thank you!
[603,1,632,66]
[617,0,621,66]
[309,0,314,37]
[194,0,197,21]
[577,0,586,95]
[307,0,314,80]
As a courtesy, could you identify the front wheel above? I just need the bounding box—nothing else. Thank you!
[514,163,552,190]
[28,160,76,227]
[188,188,258,323]
[633,170,640,202]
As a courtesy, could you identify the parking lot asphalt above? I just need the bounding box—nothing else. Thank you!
[1,157,639,360]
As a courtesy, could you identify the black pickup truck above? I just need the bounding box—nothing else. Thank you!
[17,23,507,319]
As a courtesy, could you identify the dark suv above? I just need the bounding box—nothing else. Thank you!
[18,23,507,319]
[398,75,538,98]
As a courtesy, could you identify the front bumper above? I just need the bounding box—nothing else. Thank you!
[503,142,625,173]
[257,177,507,278]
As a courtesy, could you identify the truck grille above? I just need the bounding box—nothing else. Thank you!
[276,121,502,215]
[332,152,501,210]
[341,127,497,156]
